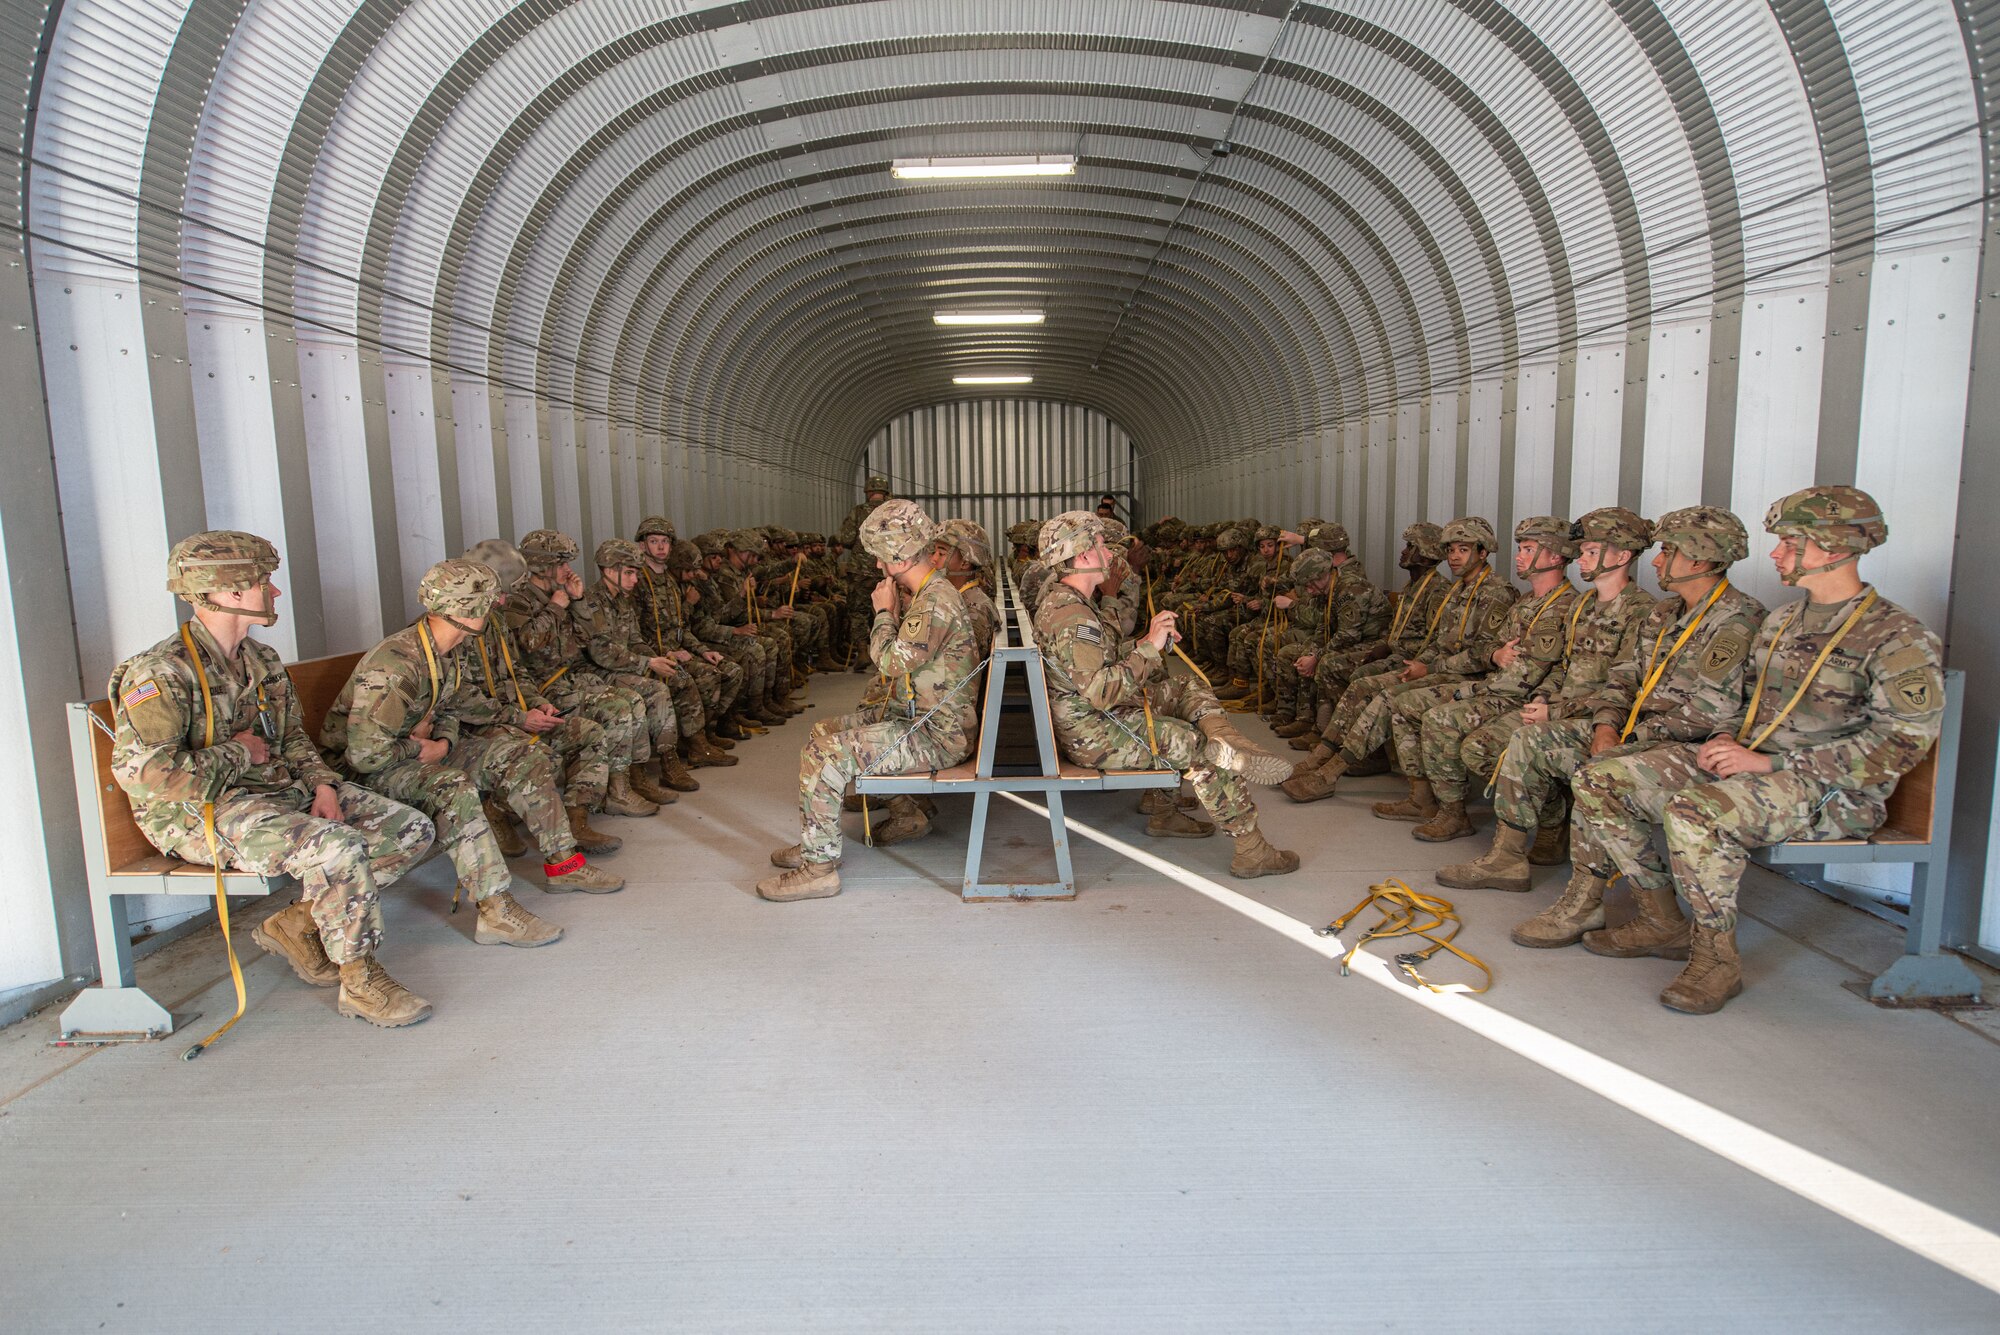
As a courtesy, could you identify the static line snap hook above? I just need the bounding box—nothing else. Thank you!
[1314,922,1339,937]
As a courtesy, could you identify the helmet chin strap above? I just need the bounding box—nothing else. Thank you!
[1777,539,1858,586]
[199,586,279,627]
[1659,549,1722,591]
[443,615,486,637]
[1578,549,1632,582]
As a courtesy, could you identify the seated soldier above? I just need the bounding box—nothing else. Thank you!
[687,533,786,725]
[109,532,437,1028]
[322,559,621,943]
[1033,511,1299,876]
[1570,488,1942,1013]
[1285,516,1517,803]
[1270,523,1388,736]
[1216,526,1288,701]
[1387,515,1584,839]
[1291,522,1448,749]
[1440,507,1761,948]
[634,516,749,751]
[937,518,1000,657]
[761,501,981,900]
[573,538,709,793]
[463,539,654,861]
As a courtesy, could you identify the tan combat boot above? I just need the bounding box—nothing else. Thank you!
[872,797,934,846]
[1281,752,1348,803]
[1287,730,1324,752]
[482,798,529,858]
[695,733,739,765]
[1137,789,1175,817]
[1229,824,1301,878]
[770,843,843,870]
[1345,751,1392,777]
[1659,924,1743,1014]
[1214,679,1253,701]
[1273,718,1314,738]
[628,764,677,806]
[1196,714,1294,785]
[1528,822,1570,866]
[1290,743,1336,777]
[474,889,566,945]
[1582,886,1690,960]
[1413,799,1475,842]
[251,899,339,986]
[659,751,701,794]
[1146,808,1215,839]
[1436,823,1533,893]
[757,861,842,901]
[565,805,623,855]
[602,771,658,818]
[1372,777,1439,822]
[544,852,624,894]
[1510,868,1610,948]
[335,956,433,1027]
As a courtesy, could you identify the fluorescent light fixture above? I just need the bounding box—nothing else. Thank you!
[893,154,1076,180]
[934,309,1046,326]
[954,375,1033,386]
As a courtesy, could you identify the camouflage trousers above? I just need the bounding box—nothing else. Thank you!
[1397,690,1522,802]
[482,715,611,808]
[1571,743,1864,930]
[752,623,795,684]
[1266,636,1323,722]
[558,674,656,767]
[1225,612,1289,685]
[711,631,775,705]
[796,709,968,863]
[1328,667,1471,760]
[684,652,745,719]
[1194,605,1249,665]
[359,728,573,898]
[1491,718,1615,834]
[603,671,683,747]
[1312,645,1401,723]
[845,584,876,665]
[1055,678,1255,834]
[769,606,824,665]
[160,784,433,965]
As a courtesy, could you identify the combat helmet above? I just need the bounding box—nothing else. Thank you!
[595,538,643,571]
[1440,516,1498,552]
[693,533,728,559]
[166,530,281,624]
[1765,486,1887,584]
[859,499,938,565]
[635,515,676,542]
[1402,521,1446,563]
[418,558,499,628]
[1513,515,1579,560]
[864,474,892,498]
[1304,521,1350,554]
[1653,506,1749,568]
[465,539,527,592]
[1291,548,1335,589]
[1215,525,1250,553]
[519,529,580,572]
[1571,506,1655,553]
[938,518,991,569]
[1038,511,1103,569]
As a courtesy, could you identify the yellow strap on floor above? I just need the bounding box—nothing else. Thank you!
[1317,879,1492,994]
[182,802,249,1059]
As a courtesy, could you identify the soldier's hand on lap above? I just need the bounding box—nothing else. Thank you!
[1296,653,1316,674]
[522,706,562,734]
[1274,595,1294,610]
[702,649,723,664]
[417,737,450,765]
[1493,638,1521,669]
[233,728,271,765]
[310,784,343,822]
[1400,660,1428,682]
[1520,700,1549,725]
[1697,737,1771,778]
[1590,724,1619,756]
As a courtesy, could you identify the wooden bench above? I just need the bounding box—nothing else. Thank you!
[58,650,362,1041]
[1751,668,1976,1004]
[856,570,1178,900]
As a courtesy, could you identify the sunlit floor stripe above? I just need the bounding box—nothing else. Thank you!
[999,792,2000,1294]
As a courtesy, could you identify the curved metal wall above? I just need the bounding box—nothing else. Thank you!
[3,0,1999,994]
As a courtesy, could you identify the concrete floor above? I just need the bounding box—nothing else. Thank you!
[4,674,1999,1333]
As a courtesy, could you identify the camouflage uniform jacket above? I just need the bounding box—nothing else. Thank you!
[1579,583,1767,743]
[1307,559,1390,653]
[1740,587,1944,816]
[708,566,757,631]
[503,580,592,693]
[839,498,884,546]
[1439,579,1583,697]
[1534,583,1656,716]
[636,564,701,656]
[1384,565,1452,655]
[108,622,340,843]
[1036,582,1164,741]
[573,581,652,674]
[956,577,1000,652]
[469,618,552,722]
[320,625,514,773]
[1410,562,1518,669]
[871,572,979,757]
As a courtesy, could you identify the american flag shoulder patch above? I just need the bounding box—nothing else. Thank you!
[122,678,163,708]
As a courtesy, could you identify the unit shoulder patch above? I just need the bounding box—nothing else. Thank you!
[1699,629,1750,680]
[1885,668,1939,718]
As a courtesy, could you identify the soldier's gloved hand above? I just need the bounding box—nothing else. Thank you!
[310,784,343,822]
[232,728,271,765]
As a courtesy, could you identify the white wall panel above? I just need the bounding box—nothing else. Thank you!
[1466,378,1504,523]
[1568,340,1626,515]
[1512,359,1559,520]
[299,338,385,650]
[1639,317,1710,523]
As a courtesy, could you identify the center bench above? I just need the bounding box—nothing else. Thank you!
[58,650,362,1041]
[856,573,1179,901]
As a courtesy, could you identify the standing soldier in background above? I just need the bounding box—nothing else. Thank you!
[1568,488,1942,1013]
[574,540,711,792]
[1034,512,1300,876]
[463,539,652,861]
[634,516,749,749]
[761,500,980,901]
[108,531,437,1028]
[321,559,618,942]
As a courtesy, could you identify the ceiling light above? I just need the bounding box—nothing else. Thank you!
[954,375,1034,386]
[933,310,1046,326]
[893,155,1076,180]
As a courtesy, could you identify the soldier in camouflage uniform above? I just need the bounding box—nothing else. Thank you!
[719,530,804,711]
[323,559,621,938]
[108,532,437,1028]
[1291,522,1449,749]
[686,533,784,726]
[1269,523,1389,735]
[573,538,713,793]
[1567,488,1943,1013]
[839,475,894,662]
[634,516,749,747]
[751,529,828,670]
[463,539,654,861]
[1391,516,1584,839]
[1094,519,1144,647]
[1284,517,1516,802]
[1033,511,1300,875]
[1216,527,1289,700]
[1186,525,1260,670]
[760,500,981,901]
[1450,507,1766,949]
[937,517,1000,657]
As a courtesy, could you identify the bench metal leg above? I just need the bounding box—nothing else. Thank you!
[1871,861,1982,1004]
[59,884,179,1040]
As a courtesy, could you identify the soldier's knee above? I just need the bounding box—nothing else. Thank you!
[1663,789,1723,839]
